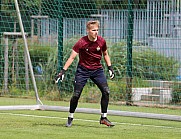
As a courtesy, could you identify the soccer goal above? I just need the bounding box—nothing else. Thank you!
[0,0,43,110]
[0,0,181,122]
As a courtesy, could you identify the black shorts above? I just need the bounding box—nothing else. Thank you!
[74,65,108,92]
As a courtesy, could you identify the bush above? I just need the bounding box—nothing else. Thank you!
[29,37,80,95]
[172,83,181,104]
[29,45,58,92]
[110,41,180,81]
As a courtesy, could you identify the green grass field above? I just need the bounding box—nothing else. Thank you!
[0,97,181,139]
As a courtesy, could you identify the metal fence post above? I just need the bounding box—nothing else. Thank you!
[126,0,134,105]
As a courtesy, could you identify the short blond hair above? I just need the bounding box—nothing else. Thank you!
[86,20,100,29]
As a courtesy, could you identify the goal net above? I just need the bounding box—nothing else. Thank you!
[0,0,181,121]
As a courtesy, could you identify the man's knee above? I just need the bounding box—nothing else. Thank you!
[71,83,83,102]
[71,92,81,102]
[100,83,110,98]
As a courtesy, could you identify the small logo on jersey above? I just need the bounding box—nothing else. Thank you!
[96,46,100,51]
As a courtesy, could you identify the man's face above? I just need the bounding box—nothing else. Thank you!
[87,24,99,41]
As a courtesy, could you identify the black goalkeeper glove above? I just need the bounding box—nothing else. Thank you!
[55,69,66,83]
[108,66,115,79]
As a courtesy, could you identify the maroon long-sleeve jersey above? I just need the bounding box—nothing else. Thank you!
[73,36,107,70]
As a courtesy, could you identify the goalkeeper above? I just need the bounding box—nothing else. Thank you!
[55,20,115,127]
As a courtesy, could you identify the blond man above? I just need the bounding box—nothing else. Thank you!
[55,20,115,127]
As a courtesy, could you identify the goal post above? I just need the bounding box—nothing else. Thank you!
[14,0,42,105]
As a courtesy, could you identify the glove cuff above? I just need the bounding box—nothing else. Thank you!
[108,66,113,70]
[62,69,66,73]
[58,69,66,76]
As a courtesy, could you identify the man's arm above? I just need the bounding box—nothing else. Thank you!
[103,50,111,66]
[55,50,78,83]
[63,50,78,70]
[103,50,115,79]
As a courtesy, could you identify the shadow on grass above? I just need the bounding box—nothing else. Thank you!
[33,122,110,128]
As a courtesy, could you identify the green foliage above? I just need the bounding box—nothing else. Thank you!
[29,45,58,93]
[31,0,98,18]
[29,46,56,64]
[110,41,180,81]
[95,0,147,9]
[81,84,101,103]
[108,80,127,101]
[108,41,127,80]
[28,37,80,95]
[0,40,29,92]
[80,78,143,103]
[132,77,150,88]
[172,83,181,104]
[7,86,35,98]
[132,46,179,80]
[23,0,42,7]
[0,44,3,88]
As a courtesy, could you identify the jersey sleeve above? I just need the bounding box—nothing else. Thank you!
[72,37,84,53]
[72,40,80,53]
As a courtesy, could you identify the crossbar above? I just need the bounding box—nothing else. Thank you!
[1,105,180,122]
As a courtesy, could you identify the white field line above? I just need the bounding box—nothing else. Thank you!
[0,112,181,130]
